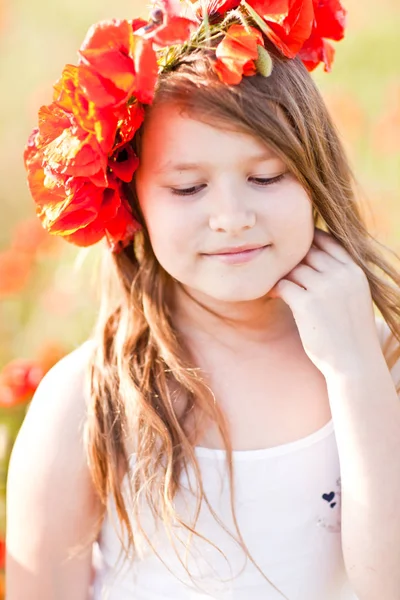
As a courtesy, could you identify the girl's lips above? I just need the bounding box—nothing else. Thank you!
[203,245,271,265]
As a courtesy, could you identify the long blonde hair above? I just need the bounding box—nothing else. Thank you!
[83,40,400,598]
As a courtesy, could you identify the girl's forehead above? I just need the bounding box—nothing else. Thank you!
[140,103,276,166]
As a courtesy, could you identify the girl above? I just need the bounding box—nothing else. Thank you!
[6,1,400,599]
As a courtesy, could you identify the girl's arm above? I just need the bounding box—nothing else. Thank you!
[5,343,102,600]
[324,319,400,600]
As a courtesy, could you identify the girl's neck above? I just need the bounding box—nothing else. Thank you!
[171,283,299,353]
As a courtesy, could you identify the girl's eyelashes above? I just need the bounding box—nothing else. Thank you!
[170,173,287,197]
[171,184,206,197]
[249,173,286,186]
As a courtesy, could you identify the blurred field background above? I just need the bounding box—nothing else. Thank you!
[0,0,399,594]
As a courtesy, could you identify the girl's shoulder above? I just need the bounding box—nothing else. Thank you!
[19,339,97,422]
[6,339,102,595]
[9,337,97,474]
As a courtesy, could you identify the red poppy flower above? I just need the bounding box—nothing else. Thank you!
[0,359,44,407]
[138,0,197,46]
[299,35,334,70]
[38,175,120,243]
[45,178,139,249]
[24,129,141,249]
[62,185,141,251]
[35,103,109,179]
[53,82,142,163]
[77,19,160,108]
[311,0,346,41]
[214,24,264,85]
[54,64,119,153]
[104,196,142,251]
[78,20,137,106]
[299,0,346,71]
[0,345,67,408]
[246,0,314,58]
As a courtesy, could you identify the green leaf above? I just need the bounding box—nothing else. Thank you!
[241,0,271,38]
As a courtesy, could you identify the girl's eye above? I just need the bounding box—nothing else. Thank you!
[170,173,286,196]
[249,173,286,186]
[171,185,206,196]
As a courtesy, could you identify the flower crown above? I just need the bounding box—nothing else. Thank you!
[24,0,346,252]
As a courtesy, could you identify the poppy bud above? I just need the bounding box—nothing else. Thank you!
[255,45,273,77]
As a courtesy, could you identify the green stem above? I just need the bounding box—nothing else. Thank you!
[241,0,271,38]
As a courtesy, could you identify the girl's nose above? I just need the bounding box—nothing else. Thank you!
[208,191,256,234]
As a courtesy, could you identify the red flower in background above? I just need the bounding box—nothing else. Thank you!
[215,24,264,84]
[0,360,44,407]
[299,0,346,71]
[0,539,5,570]
[0,250,34,298]
[0,343,66,408]
[10,218,59,256]
[0,218,60,299]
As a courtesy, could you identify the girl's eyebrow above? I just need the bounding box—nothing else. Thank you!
[154,151,275,175]
[155,162,204,174]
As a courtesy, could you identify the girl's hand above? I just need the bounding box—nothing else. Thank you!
[268,228,382,377]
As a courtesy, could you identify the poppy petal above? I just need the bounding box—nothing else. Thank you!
[80,20,135,57]
[312,0,346,41]
[261,0,314,57]
[149,16,197,46]
[114,101,145,150]
[105,196,142,251]
[300,35,335,71]
[132,37,158,104]
[215,24,263,84]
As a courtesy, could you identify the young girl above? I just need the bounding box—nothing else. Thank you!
[6,1,400,599]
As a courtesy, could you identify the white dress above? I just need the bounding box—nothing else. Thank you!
[91,317,398,600]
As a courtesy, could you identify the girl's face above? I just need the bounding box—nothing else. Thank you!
[135,103,315,303]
